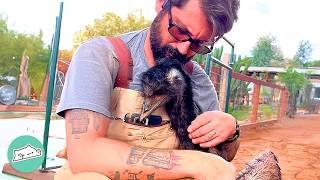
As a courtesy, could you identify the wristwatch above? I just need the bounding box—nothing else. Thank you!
[224,120,240,143]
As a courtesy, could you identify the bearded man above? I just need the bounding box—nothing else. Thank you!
[55,0,240,179]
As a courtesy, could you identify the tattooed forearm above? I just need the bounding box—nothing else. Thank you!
[112,170,154,180]
[127,171,143,180]
[127,146,179,170]
[114,171,120,180]
[127,146,148,164]
[93,113,105,131]
[142,149,177,169]
[147,173,155,180]
[70,109,89,135]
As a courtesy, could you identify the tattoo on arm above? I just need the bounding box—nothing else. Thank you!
[127,171,143,180]
[114,171,120,180]
[127,146,180,170]
[69,109,89,136]
[112,170,155,180]
[142,149,178,169]
[127,146,148,164]
[93,113,104,131]
[147,173,155,180]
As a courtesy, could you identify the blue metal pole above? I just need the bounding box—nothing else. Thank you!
[205,54,212,76]
[42,2,63,169]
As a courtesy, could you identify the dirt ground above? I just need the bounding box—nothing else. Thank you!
[232,115,320,180]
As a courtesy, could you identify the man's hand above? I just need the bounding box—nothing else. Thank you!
[187,111,236,148]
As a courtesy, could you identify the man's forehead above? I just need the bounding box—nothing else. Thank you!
[175,0,215,41]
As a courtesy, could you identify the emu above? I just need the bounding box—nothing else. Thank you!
[141,58,206,151]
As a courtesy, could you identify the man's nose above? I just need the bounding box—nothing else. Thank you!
[176,41,192,55]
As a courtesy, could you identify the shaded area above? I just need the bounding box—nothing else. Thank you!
[233,115,320,179]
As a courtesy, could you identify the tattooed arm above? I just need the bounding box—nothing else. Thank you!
[65,109,235,179]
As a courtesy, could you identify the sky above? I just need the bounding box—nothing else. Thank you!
[1,0,320,60]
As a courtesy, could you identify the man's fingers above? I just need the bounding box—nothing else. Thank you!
[187,114,212,133]
[191,130,219,144]
[189,121,215,139]
[199,136,223,148]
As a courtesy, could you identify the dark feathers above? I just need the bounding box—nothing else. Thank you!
[141,59,207,151]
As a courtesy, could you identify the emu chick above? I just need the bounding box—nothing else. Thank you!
[141,59,206,151]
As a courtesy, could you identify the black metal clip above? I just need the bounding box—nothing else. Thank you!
[124,113,162,126]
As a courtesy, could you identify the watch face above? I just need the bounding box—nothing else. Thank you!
[0,85,17,105]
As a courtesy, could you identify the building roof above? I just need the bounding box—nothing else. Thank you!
[243,66,320,75]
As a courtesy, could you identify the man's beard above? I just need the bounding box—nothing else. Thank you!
[150,12,190,65]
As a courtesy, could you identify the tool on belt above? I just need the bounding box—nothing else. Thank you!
[124,95,170,127]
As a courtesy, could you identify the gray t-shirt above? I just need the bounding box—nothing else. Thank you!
[56,28,220,117]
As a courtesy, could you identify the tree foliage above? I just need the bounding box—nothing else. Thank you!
[0,15,50,97]
[293,40,312,65]
[278,68,309,117]
[73,11,151,49]
[212,46,224,60]
[230,56,252,110]
[193,46,224,67]
[304,60,320,67]
[59,49,74,62]
[232,56,251,72]
[251,35,283,67]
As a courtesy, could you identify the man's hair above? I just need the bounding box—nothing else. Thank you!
[170,0,240,40]
[201,0,240,39]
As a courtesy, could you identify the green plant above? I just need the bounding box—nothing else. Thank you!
[259,104,273,120]
[73,11,151,49]
[278,67,309,117]
[230,56,252,110]
[251,35,283,66]
[229,105,251,121]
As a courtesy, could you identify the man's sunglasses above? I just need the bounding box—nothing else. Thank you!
[164,0,220,54]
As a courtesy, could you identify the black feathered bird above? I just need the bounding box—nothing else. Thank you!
[141,58,207,152]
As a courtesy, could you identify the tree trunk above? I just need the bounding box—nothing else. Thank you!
[287,92,297,118]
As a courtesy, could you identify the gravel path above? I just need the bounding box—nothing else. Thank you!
[233,115,320,180]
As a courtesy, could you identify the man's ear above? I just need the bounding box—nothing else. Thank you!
[155,0,167,13]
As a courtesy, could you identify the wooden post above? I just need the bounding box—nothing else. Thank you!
[210,67,221,93]
[39,73,50,105]
[218,54,230,111]
[250,84,261,123]
[278,88,289,121]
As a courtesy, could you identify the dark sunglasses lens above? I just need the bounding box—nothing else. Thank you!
[169,26,190,41]
[191,44,211,54]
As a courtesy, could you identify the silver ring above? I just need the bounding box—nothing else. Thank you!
[208,130,217,141]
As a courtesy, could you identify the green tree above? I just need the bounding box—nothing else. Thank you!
[230,56,252,110]
[278,67,309,117]
[0,15,50,97]
[293,40,312,66]
[59,49,74,62]
[251,35,283,67]
[212,46,224,60]
[193,46,224,67]
[73,11,151,49]
[0,15,19,77]
[304,60,320,67]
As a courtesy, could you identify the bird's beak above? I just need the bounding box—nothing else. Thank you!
[139,95,170,120]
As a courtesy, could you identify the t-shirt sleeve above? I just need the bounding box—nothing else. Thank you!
[190,61,221,112]
[56,37,119,118]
